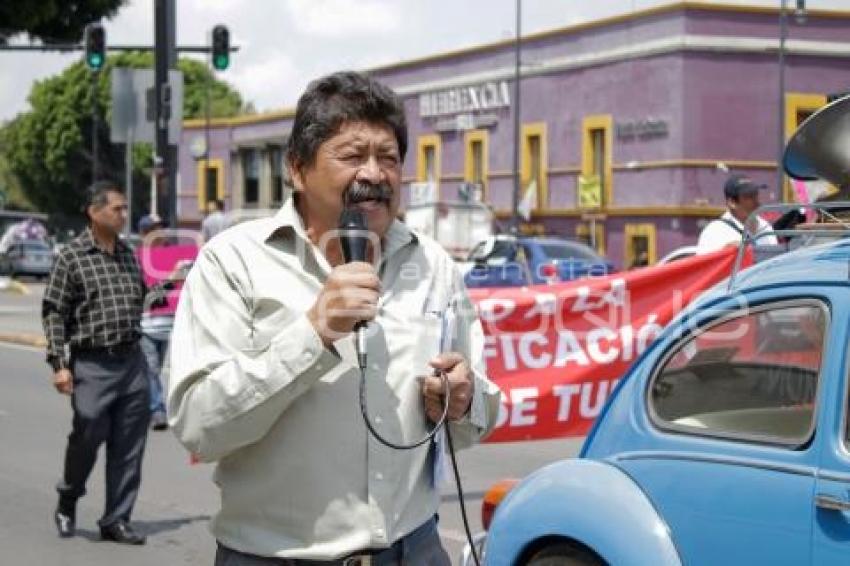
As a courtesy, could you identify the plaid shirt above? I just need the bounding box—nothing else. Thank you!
[42,229,148,369]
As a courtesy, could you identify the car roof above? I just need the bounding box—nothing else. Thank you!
[734,238,850,289]
[683,239,850,319]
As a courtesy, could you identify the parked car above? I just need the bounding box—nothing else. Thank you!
[465,237,850,566]
[0,239,55,278]
[464,236,614,288]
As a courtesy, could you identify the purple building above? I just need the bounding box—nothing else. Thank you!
[178,3,850,268]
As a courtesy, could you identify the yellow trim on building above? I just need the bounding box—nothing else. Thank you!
[576,222,606,255]
[624,223,658,267]
[196,159,225,212]
[416,134,442,199]
[183,109,296,129]
[613,159,777,171]
[582,115,614,208]
[521,122,548,210]
[495,206,725,218]
[464,129,489,201]
[784,92,828,202]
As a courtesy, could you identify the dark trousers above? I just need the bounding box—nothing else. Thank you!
[56,344,150,527]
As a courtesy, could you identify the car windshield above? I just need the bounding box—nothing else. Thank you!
[537,242,600,262]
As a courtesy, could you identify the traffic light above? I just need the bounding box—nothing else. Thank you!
[84,23,106,71]
[211,25,230,71]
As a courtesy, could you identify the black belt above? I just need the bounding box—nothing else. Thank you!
[72,341,139,357]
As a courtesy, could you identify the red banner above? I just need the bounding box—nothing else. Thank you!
[469,246,742,442]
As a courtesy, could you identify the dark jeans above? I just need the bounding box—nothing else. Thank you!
[56,344,150,527]
[140,334,168,415]
[214,516,451,566]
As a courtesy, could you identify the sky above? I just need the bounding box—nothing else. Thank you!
[0,0,846,122]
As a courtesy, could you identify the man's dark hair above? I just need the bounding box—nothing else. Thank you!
[214,199,224,211]
[83,180,124,221]
[286,71,407,170]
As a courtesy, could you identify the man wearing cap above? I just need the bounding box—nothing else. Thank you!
[697,175,779,253]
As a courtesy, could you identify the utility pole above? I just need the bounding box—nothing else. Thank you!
[511,0,522,233]
[154,0,177,227]
[777,0,788,200]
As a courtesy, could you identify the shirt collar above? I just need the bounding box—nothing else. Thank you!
[80,227,129,254]
[265,194,418,261]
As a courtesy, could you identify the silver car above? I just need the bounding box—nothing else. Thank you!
[0,239,55,278]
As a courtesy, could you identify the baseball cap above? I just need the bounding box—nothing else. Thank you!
[138,214,163,232]
[724,175,768,199]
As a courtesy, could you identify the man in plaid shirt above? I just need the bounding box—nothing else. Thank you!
[42,180,168,545]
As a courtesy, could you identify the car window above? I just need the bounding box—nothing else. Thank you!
[23,242,50,252]
[649,302,826,446]
[537,242,600,262]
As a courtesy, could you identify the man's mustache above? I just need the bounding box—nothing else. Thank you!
[344,181,393,207]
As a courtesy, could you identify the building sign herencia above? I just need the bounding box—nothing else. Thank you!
[419,81,511,118]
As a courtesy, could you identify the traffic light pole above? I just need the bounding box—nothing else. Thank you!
[154,0,177,228]
[92,71,100,183]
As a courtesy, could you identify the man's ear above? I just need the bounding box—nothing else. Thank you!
[287,158,305,193]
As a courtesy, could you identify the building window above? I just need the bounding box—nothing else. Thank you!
[464,129,488,201]
[624,223,657,269]
[196,159,224,212]
[417,134,441,184]
[576,222,606,255]
[242,149,260,206]
[521,123,547,210]
[784,93,827,202]
[270,145,284,205]
[581,115,613,208]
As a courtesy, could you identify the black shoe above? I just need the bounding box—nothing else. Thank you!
[151,411,168,431]
[54,509,75,538]
[100,521,146,545]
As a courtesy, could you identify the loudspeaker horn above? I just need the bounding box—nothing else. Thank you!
[783,94,850,187]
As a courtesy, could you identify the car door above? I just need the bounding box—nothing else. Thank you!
[812,301,850,565]
[617,292,836,566]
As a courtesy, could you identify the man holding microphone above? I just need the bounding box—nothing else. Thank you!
[168,71,500,564]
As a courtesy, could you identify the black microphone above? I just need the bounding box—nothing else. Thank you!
[339,207,370,370]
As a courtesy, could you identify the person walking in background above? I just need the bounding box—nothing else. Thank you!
[42,181,168,545]
[136,214,197,431]
[200,199,226,242]
[697,175,779,253]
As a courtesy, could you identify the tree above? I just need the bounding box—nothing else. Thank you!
[1,51,247,229]
[0,1,128,44]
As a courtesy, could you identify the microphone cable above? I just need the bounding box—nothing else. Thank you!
[358,367,483,566]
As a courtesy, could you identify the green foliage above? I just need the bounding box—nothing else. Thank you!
[1,52,247,228]
[0,0,128,43]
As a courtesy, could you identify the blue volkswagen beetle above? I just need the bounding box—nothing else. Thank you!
[466,236,850,566]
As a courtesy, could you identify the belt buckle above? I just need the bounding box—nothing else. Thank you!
[343,556,371,566]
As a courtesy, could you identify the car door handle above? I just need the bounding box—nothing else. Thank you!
[815,494,850,512]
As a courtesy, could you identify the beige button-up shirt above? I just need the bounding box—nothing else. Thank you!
[167,196,501,560]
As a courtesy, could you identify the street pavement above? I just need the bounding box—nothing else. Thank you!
[0,283,581,565]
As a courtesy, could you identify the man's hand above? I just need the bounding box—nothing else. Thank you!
[307,262,380,347]
[421,352,474,423]
[53,368,73,395]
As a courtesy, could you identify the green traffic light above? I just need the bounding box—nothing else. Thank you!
[87,54,104,70]
[213,55,229,70]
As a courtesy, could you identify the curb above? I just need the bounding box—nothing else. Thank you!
[0,279,30,295]
[0,332,47,348]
